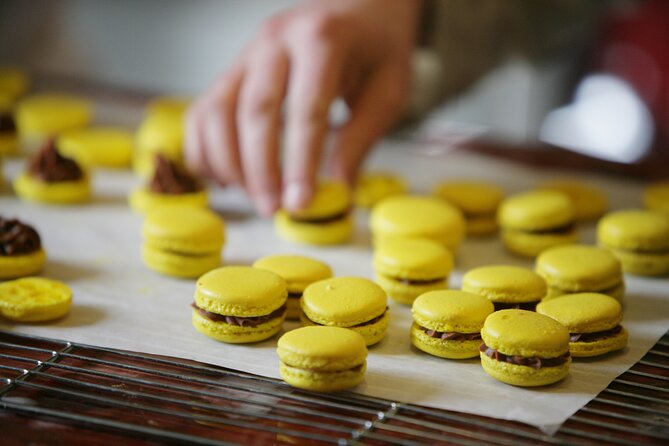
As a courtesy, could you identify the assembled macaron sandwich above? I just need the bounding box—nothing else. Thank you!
[411,290,494,359]
[480,309,571,387]
[462,265,547,311]
[192,266,287,343]
[537,293,628,357]
[373,237,453,305]
[277,326,368,392]
[275,180,353,245]
[300,277,388,346]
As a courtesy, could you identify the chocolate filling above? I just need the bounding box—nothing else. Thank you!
[289,210,349,225]
[422,327,482,341]
[392,276,446,286]
[522,222,576,235]
[148,154,202,194]
[0,111,16,134]
[288,292,302,299]
[493,301,539,312]
[297,363,364,373]
[191,303,286,327]
[27,139,83,182]
[303,308,388,328]
[570,325,622,343]
[480,343,570,369]
[0,217,42,256]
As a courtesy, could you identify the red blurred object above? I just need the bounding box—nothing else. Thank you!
[593,0,669,151]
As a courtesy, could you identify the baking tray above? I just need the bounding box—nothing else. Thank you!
[1,330,668,445]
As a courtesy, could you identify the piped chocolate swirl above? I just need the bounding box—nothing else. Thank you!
[0,217,42,256]
[149,154,202,194]
[0,111,16,135]
[191,303,286,327]
[480,343,570,369]
[28,139,83,182]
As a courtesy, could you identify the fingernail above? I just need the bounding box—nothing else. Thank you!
[257,193,278,217]
[283,183,309,212]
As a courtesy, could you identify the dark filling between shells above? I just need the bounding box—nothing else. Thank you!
[480,343,570,369]
[570,325,622,343]
[289,210,349,225]
[421,326,482,341]
[192,303,286,327]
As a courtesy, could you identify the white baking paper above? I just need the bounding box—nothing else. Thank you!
[2,141,668,434]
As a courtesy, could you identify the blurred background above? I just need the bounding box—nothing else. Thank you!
[1,0,667,165]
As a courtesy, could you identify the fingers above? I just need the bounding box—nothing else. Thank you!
[329,66,408,184]
[236,45,290,216]
[185,66,244,186]
[281,22,344,212]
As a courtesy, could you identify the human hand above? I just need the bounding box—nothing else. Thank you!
[185,0,422,216]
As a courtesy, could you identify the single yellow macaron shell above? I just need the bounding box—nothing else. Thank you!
[129,187,208,215]
[58,127,133,168]
[536,293,627,357]
[275,180,353,245]
[13,171,91,205]
[145,96,191,120]
[253,254,333,320]
[142,207,225,278]
[0,249,46,280]
[411,290,494,359]
[597,210,669,276]
[354,171,407,209]
[462,265,547,311]
[277,326,367,392]
[16,94,92,143]
[370,195,466,251]
[301,277,388,346]
[193,266,287,343]
[0,217,46,279]
[644,181,669,215]
[536,244,624,301]
[373,237,453,305]
[498,190,577,257]
[0,277,72,322]
[538,180,608,221]
[433,180,504,236]
[480,309,571,387]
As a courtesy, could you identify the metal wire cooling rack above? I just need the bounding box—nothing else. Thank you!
[1,330,667,445]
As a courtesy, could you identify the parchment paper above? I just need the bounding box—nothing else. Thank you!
[2,141,668,434]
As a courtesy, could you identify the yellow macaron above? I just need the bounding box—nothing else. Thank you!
[0,217,46,280]
[354,171,407,209]
[373,237,453,305]
[275,180,353,245]
[129,154,208,214]
[134,114,184,178]
[253,254,333,320]
[277,326,367,392]
[462,265,547,311]
[537,293,627,357]
[536,244,624,301]
[301,277,388,346]
[192,266,287,343]
[498,190,578,257]
[58,127,134,168]
[145,95,191,120]
[433,180,504,236]
[16,94,92,149]
[643,181,669,216]
[480,309,571,387]
[0,105,19,156]
[13,140,91,204]
[142,207,225,278]
[370,195,465,251]
[411,290,494,359]
[538,180,608,221]
[0,277,72,322]
[597,210,669,276]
